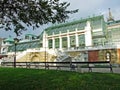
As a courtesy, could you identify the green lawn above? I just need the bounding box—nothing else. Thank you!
[0,68,120,90]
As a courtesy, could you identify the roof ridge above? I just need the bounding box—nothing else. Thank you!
[45,15,104,30]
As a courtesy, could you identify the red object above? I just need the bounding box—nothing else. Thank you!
[88,50,99,62]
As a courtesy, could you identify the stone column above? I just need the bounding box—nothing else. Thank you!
[85,21,92,47]
[52,37,55,49]
[67,30,70,49]
[75,28,79,47]
[43,31,48,48]
[59,31,62,49]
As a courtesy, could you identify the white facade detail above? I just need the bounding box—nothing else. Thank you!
[75,28,79,47]
[52,37,55,49]
[67,30,70,48]
[85,21,92,46]
[43,31,48,49]
[59,31,62,49]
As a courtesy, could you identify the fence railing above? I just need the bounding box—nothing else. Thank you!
[1,61,113,72]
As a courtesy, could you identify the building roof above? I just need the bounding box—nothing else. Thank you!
[107,20,120,25]
[4,36,14,42]
[8,39,41,52]
[25,33,37,37]
[45,15,104,35]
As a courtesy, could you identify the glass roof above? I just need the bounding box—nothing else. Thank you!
[45,15,104,36]
[4,36,14,42]
[8,40,41,52]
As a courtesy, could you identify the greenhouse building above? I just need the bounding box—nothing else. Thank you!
[1,10,120,64]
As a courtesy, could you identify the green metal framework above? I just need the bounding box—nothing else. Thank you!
[8,40,41,52]
[45,15,104,36]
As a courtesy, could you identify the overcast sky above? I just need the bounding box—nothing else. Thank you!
[0,0,120,38]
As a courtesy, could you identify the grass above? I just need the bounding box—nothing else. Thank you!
[0,67,120,90]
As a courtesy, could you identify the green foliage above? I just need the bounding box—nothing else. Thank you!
[0,68,120,90]
[0,0,78,35]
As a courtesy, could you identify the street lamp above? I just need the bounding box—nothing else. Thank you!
[44,31,48,69]
[14,38,19,68]
[45,47,47,69]
[45,33,47,69]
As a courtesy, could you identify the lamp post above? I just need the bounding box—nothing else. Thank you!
[14,38,19,68]
[45,33,47,69]
[44,31,48,69]
[45,47,46,69]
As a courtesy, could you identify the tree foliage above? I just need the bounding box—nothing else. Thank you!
[0,0,78,35]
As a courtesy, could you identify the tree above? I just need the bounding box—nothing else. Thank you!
[0,0,78,35]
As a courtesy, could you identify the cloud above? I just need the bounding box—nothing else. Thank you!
[61,0,104,10]
[0,0,120,38]
[61,0,120,21]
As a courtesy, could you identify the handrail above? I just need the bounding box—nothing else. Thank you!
[1,61,113,72]
[1,61,110,64]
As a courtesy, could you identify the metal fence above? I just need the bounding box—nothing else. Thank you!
[1,61,113,72]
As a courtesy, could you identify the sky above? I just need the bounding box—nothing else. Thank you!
[0,0,120,39]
